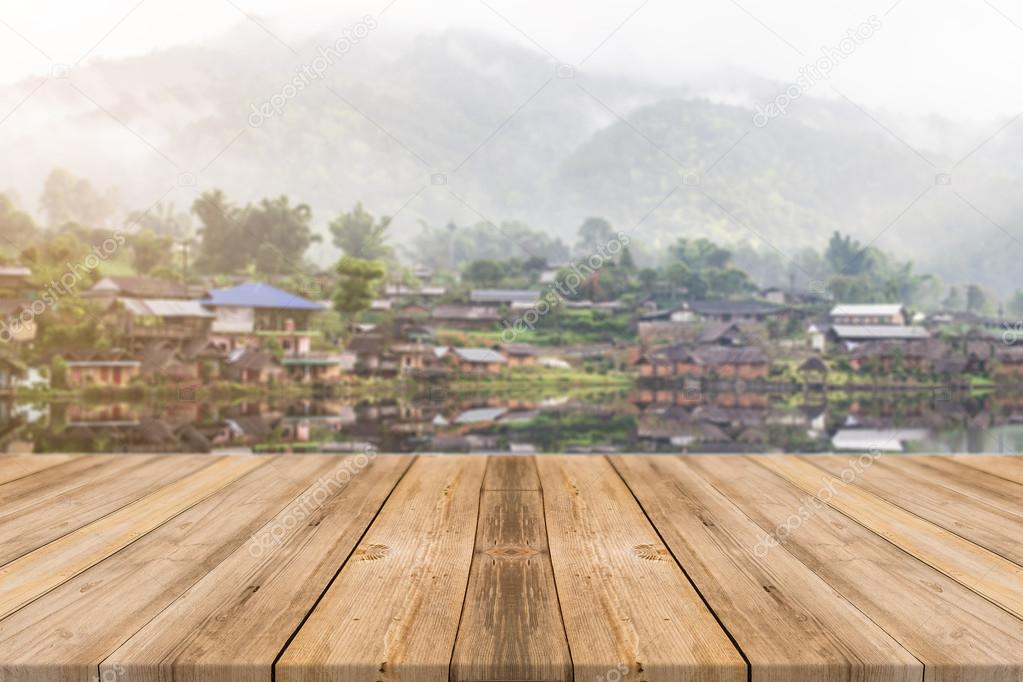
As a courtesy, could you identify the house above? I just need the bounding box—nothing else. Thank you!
[850,340,944,373]
[0,300,37,343]
[689,300,787,323]
[202,283,325,353]
[65,354,142,388]
[470,289,540,305]
[496,343,539,366]
[799,356,829,385]
[431,305,501,329]
[637,344,769,379]
[84,276,192,300]
[828,324,930,349]
[994,347,1023,381]
[0,265,32,292]
[761,286,828,306]
[383,284,446,301]
[346,334,386,372]
[138,342,201,383]
[829,303,906,326]
[113,298,214,346]
[222,348,286,384]
[693,346,770,379]
[283,352,356,383]
[446,347,507,374]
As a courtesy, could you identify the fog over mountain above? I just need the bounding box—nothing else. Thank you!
[3,18,1023,293]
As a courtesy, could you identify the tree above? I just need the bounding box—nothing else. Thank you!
[125,201,192,238]
[130,229,173,274]
[334,256,385,317]
[463,259,506,287]
[1008,290,1023,317]
[38,168,116,227]
[0,193,38,247]
[825,231,871,276]
[192,191,318,275]
[943,286,964,311]
[966,284,989,314]
[329,203,393,261]
[574,217,614,255]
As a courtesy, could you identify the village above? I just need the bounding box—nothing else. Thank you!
[2,260,1022,398]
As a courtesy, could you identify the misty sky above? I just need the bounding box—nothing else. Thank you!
[3,0,1023,122]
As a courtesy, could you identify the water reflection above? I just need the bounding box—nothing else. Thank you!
[5,388,1023,454]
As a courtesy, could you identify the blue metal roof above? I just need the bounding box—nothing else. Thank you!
[202,283,325,310]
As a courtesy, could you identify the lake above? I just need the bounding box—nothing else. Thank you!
[4,388,1023,454]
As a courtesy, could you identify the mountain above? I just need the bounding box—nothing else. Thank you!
[1,25,1022,293]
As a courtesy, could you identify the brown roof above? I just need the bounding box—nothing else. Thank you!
[431,305,500,321]
[692,346,768,366]
[88,276,190,299]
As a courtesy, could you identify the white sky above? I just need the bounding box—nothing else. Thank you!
[2,0,1023,122]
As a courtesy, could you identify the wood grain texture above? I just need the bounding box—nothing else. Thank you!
[756,455,1023,620]
[949,455,1023,485]
[807,455,1023,565]
[0,455,335,682]
[695,456,1023,682]
[612,455,919,682]
[540,455,746,682]
[276,455,487,682]
[0,455,214,565]
[452,457,571,682]
[894,456,1023,515]
[0,454,124,515]
[100,455,412,682]
[0,455,74,485]
[0,455,269,620]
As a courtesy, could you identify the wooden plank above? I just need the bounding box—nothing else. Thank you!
[276,455,487,682]
[806,455,1023,565]
[0,455,269,619]
[452,457,571,682]
[540,455,746,682]
[483,454,540,490]
[101,455,413,682]
[692,456,1023,681]
[0,455,74,485]
[0,455,215,565]
[0,455,339,682]
[613,455,919,682]
[948,455,1023,486]
[894,456,1023,515]
[756,455,1023,620]
[0,455,125,514]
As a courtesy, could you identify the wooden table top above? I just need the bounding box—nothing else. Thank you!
[0,453,1022,681]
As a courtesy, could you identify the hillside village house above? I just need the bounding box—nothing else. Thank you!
[443,347,508,374]
[430,305,501,330]
[84,276,192,300]
[637,344,770,379]
[830,303,907,326]
[202,283,325,354]
[824,324,930,350]
[496,343,538,367]
[113,299,214,348]
[469,289,540,305]
[65,355,142,388]
[283,352,356,383]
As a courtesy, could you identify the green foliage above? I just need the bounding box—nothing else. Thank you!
[125,201,192,239]
[333,256,386,317]
[130,229,173,274]
[329,203,394,261]
[408,220,570,269]
[192,191,318,275]
[38,168,116,227]
[0,193,37,247]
